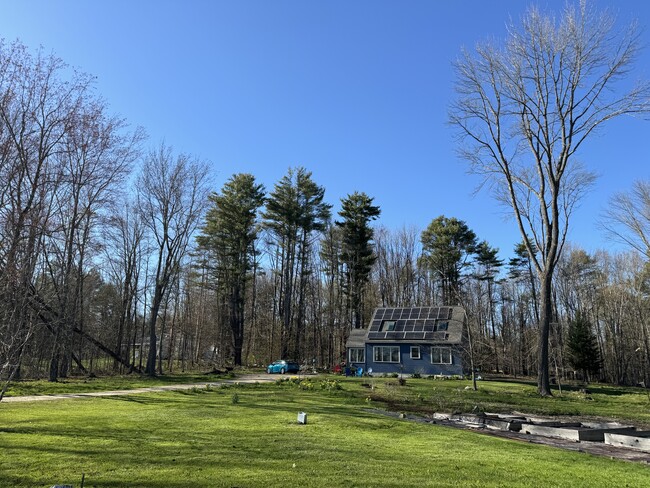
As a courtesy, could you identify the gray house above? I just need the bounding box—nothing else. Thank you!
[346,306,466,376]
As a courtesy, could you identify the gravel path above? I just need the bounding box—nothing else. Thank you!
[1,373,279,403]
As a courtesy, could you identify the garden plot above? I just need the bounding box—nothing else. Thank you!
[407,411,646,462]
[435,412,637,441]
[604,431,650,453]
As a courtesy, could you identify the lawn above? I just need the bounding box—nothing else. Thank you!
[357,376,650,427]
[1,378,648,487]
[2,371,235,397]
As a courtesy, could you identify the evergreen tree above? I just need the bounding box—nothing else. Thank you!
[336,192,381,329]
[419,216,477,305]
[197,173,265,366]
[506,239,539,376]
[567,312,601,383]
[263,167,330,358]
[474,240,503,370]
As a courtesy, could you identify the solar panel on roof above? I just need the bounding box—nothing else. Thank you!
[405,332,426,340]
[369,306,456,332]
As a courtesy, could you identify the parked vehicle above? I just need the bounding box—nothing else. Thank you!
[267,360,300,374]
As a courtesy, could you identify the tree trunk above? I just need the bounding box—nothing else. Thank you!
[537,271,553,396]
[145,283,163,375]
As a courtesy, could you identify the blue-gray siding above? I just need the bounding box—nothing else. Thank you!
[348,343,463,376]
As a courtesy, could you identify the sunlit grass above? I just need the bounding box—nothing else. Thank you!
[351,376,650,427]
[1,381,648,487]
[3,371,234,397]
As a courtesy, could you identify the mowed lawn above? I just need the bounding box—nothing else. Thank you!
[1,380,649,487]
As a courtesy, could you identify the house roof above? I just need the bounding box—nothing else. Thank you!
[347,306,466,347]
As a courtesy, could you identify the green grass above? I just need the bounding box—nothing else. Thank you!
[2,371,234,397]
[356,376,650,427]
[0,380,648,487]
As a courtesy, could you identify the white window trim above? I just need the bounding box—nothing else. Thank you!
[431,347,452,365]
[349,348,365,363]
[410,346,421,360]
[373,346,400,363]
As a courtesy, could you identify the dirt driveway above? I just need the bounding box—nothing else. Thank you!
[1,373,281,403]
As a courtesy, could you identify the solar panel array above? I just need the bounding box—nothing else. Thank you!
[366,307,454,341]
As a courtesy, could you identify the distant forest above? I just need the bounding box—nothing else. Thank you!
[1,39,649,391]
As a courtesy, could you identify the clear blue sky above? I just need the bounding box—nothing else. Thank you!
[1,0,648,260]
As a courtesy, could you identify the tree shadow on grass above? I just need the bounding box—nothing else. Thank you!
[557,383,643,397]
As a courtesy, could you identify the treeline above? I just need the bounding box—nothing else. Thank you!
[1,41,649,392]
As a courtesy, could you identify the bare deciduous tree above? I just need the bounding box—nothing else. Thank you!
[0,41,93,389]
[603,179,650,259]
[138,143,210,376]
[450,1,650,395]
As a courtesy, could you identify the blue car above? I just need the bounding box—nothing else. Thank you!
[267,360,300,374]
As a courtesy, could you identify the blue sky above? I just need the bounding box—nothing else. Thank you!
[1,0,649,260]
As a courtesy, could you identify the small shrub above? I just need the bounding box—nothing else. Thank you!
[398,377,407,386]
[276,377,341,392]
[319,379,341,391]
[231,393,240,404]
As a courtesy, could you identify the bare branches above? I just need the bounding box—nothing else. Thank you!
[602,179,650,259]
[452,2,647,272]
[450,1,648,395]
[138,142,210,375]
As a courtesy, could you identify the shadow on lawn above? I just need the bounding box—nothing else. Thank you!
[554,383,646,397]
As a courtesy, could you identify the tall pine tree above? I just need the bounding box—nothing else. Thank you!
[197,173,265,366]
[419,216,477,305]
[336,192,381,329]
[263,167,330,358]
[474,240,503,371]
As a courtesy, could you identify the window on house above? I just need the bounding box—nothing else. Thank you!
[381,320,397,331]
[374,346,400,362]
[410,346,421,359]
[431,347,452,364]
[349,348,365,363]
